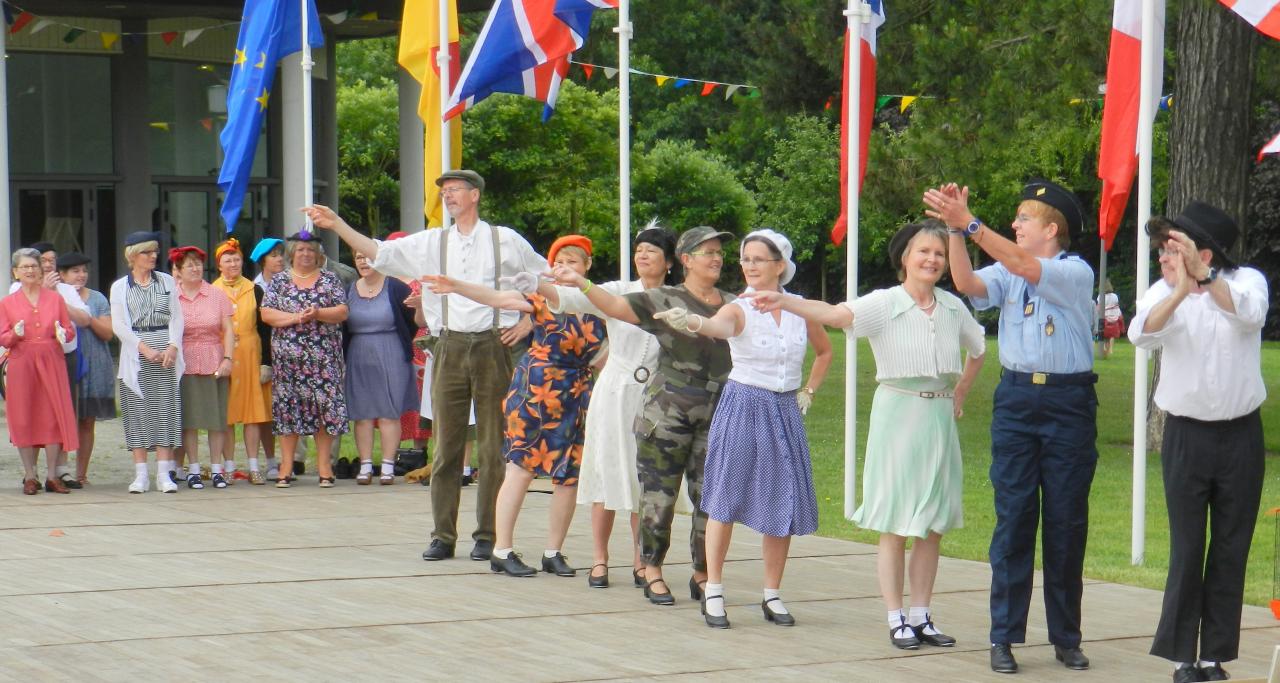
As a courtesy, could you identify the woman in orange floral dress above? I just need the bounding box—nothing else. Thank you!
[422,235,604,578]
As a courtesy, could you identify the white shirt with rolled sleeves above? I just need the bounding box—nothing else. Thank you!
[726,290,807,392]
[8,281,88,353]
[369,221,547,333]
[1128,267,1268,421]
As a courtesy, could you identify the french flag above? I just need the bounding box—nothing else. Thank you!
[831,0,885,247]
[445,0,614,121]
[1219,0,1280,39]
[1096,0,1164,251]
[1261,130,1280,161]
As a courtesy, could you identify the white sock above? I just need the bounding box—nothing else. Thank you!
[381,460,395,476]
[160,460,175,475]
[544,549,560,559]
[188,462,201,476]
[359,461,374,475]
[249,457,260,472]
[703,582,726,617]
[763,588,789,614]
[134,463,149,479]
[909,606,940,634]
[1176,663,1197,671]
[463,466,474,476]
[266,457,278,471]
[57,464,70,477]
[224,461,236,474]
[1198,660,1218,668]
[211,463,224,474]
[493,547,512,560]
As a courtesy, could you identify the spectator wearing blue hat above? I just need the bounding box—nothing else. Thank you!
[925,180,1097,674]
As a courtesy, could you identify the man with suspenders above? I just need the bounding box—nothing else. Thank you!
[305,169,544,562]
[924,180,1098,675]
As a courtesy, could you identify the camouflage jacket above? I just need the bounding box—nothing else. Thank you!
[624,285,734,384]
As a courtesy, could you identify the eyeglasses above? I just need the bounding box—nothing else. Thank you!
[15,264,39,270]
[689,249,724,259]
[740,257,780,266]
[439,187,472,196]
[1157,247,1177,257]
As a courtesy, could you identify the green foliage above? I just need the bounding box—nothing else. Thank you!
[335,80,399,234]
[631,140,757,237]
[754,114,840,264]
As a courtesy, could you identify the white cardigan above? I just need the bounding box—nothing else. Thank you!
[110,271,185,399]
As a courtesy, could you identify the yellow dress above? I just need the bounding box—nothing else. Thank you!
[212,275,272,424]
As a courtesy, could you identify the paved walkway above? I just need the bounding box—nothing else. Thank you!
[1,413,1277,681]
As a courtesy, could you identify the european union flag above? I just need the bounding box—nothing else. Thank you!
[218,0,324,233]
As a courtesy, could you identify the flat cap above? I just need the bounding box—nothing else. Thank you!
[676,226,736,256]
[435,169,485,192]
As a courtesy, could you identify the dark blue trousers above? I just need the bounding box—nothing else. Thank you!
[988,374,1098,647]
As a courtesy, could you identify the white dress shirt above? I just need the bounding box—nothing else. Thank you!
[9,281,88,352]
[1129,267,1268,421]
[370,221,547,333]
[725,290,808,392]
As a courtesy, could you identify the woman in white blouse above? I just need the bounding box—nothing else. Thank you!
[748,221,985,648]
[650,229,832,629]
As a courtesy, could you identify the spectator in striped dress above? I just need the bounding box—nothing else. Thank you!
[110,231,185,494]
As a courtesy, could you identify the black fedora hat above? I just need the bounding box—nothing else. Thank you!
[1146,200,1237,268]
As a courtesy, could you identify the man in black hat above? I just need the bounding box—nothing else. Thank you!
[924,180,1098,674]
[1129,201,1268,683]
[304,169,545,564]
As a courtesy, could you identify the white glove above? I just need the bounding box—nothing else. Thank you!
[499,272,541,294]
[11,320,23,338]
[797,389,813,415]
[653,307,702,333]
[259,365,273,384]
[54,321,67,344]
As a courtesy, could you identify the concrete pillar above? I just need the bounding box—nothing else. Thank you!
[317,39,339,258]
[0,18,10,291]
[398,69,425,233]
[111,19,152,251]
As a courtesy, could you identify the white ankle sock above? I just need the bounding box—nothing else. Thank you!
[249,457,260,471]
[134,463,149,479]
[224,461,236,474]
[544,549,560,559]
[266,457,278,471]
[57,464,70,477]
[704,582,726,617]
[211,463,224,474]
[493,547,512,560]
[160,460,175,476]
[763,588,789,614]
[188,462,201,476]
[359,461,374,475]
[462,466,474,476]
[1198,660,1218,668]
[887,609,905,628]
[909,606,940,635]
[380,460,395,476]
[1175,663,1196,671]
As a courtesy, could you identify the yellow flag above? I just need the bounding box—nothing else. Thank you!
[398,0,462,227]
[899,95,918,113]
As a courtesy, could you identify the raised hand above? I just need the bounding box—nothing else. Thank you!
[922,184,974,229]
[301,204,341,231]
[420,274,455,294]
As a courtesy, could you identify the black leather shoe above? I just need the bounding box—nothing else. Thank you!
[912,620,956,647]
[421,539,455,561]
[702,595,730,629]
[689,576,705,600]
[1054,644,1089,670]
[644,578,675,606]
[470,539,494,561]
[1173,665,1207,683]
[587,563,609,588]
[761,598,796,627]
[990,643,1018,674]
[632,568,647,588]
[541,552,576,576]
[1199,665,1228,681]
[490,552,537,577]
[59,474,83,490]
[890,625,920,650]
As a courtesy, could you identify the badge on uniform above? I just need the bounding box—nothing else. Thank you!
[1023,301,1035,317]
[1045,314,1055,337]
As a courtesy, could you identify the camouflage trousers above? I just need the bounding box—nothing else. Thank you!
[633,378,721,571]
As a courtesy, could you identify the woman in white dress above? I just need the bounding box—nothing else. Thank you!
[540,224,679,588]
[749,220,985,649]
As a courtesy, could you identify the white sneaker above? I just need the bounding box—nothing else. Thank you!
[157,475,178,493]
[266,466,280,481]
[128,476,149,494]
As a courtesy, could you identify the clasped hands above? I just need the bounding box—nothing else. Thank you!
[1160,230,1211,291]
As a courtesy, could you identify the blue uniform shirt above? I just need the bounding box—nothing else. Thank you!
[970,252,1095,374]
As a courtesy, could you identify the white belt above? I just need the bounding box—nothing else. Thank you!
[879,384,954,399]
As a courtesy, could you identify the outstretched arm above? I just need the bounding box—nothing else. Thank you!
[551,264,639,324]
[653,304,744,339]
[422,274,534,313]
[744,290,853,329]
[304,204,379,261]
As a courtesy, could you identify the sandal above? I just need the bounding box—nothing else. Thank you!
[318,476,335,488]
[379,473,395,485]
[275,476,292,489]
[355,470,372,485]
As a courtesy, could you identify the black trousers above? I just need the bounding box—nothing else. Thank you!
[1150,410,1264,663]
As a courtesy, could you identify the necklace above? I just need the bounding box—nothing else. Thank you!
[685,284,717,305]
[917,296,937,311]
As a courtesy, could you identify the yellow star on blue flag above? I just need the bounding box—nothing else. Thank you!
[217,0,323,232]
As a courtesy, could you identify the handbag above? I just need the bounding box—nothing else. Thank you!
[393,447,428,476]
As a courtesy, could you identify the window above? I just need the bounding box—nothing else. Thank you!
[8,53,113,174]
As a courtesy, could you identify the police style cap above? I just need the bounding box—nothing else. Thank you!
[1021,180,1085,236]
[123,231,162,247]
[29,241,56,254]
[435,169,485,192]
[55,252,91,270]
[1146,200,1238,268]
[676,226,736,257]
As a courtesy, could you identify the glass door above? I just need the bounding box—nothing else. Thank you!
[13,184,109,288]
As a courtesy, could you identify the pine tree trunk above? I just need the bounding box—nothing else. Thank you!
[1149,0,1257,450]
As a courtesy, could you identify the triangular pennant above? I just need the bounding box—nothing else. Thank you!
[655,75,670,87]
[182,28,204,47]
[673,78,690,89]
[327,11,349,24]
[724,84,742,100]
[10,11,34,34]
[62,28,85,43]
[199,118,213,132]
[359,11,378,20]
[700,82,716,96]
[582,64,593,79]
[824,97,833,110]
[149,122,170,132]
[746,89,761,99]
[603,67,617,79]
[2,3,12,27]
[1159,95,1173,111]
[161,31,178,45]
[875,95,892,110]
[30,18,53,35]
[101,32,119,50]
[899,95,918,113]
[1068,98,1083,105]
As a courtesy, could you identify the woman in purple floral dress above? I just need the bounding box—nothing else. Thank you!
[259,234,349,488]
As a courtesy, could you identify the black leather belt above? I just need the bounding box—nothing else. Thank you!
[1001,369,1097,386]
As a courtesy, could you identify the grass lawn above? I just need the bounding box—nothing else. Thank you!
[803,331,1280,607]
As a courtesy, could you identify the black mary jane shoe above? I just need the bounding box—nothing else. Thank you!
[890,624,921,650]
[761,598,796,627]
[59,474,83,490]
[541,552,576,577]
[911,620,955,646]
[701,595,730,629]
[1053,644,1089,670]
[490,552,538,577]
[644,578,675,606]
[587,563,610,588]
[689,576,706,601]
[632,568,647,588]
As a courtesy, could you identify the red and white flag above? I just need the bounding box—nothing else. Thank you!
[1219,0,1280,39]
[1261,129,1280,160]
[831,0,886,247]
[1096,0,1165,251]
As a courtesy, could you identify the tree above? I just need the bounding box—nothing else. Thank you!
[336,79,400,234]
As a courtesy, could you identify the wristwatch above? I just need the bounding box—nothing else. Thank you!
[963,218,982,237]
[1195,267,1219,287]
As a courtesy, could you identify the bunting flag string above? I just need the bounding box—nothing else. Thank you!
[569,58,760,98]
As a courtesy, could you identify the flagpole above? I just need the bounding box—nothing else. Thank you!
[842,0,870,521]
[438,0,453,230]
[615,0,632,282]
[300,0,315,231]
[1131,0,1159,567]
[0,20,10,292]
